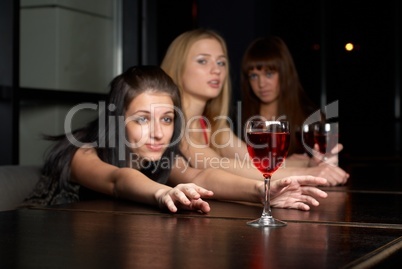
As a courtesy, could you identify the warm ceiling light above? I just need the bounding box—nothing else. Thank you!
[345,43,354,51]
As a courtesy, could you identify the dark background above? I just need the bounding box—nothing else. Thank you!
[154,0,402,161]
[1,0,401,164]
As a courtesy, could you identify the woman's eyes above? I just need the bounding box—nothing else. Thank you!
[133,116,173,124]
[248,72,275,80]
[196,58,226,66]
[249,73,258,80]
[197,59,207,64]
[162,117,173,124]
[217,60,226,66]
[134,116,148,124]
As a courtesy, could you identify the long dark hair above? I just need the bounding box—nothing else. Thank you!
[42,66,183,189]
[240,36,318,154]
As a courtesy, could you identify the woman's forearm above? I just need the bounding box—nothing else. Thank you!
[113,167,171,206]
[170,166,261,203]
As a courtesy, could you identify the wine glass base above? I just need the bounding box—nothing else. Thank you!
[247,217,287,228]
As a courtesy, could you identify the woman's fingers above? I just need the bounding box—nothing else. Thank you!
[331,143,343,154]
[177,184,214,199]
[162,184,213,213]
[189,198,211,213]
[300,186,328,199]
[287,175,328,186]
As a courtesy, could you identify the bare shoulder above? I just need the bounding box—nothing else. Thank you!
[75,146,98,158]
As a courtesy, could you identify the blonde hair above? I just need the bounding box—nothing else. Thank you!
[161,29,231,150]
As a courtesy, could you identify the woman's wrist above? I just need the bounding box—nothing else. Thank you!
[154,188,169,208]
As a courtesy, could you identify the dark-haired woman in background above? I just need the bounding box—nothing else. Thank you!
[240,36,349,186]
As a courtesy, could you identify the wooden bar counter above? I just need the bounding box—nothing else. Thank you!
[1,196,402,268]
[1,161,402,268]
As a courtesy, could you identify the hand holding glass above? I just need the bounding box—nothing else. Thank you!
[245,120,290,227]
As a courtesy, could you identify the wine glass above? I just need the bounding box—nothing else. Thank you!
[313,122,339,159]
[295,124,315,156]
[245,120,290,227]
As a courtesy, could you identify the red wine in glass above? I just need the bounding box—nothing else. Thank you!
[314,122,339,156]
[247,132,290,178]
[245,120,290,227]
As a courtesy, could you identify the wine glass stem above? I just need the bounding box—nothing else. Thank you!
[262,175,272,218]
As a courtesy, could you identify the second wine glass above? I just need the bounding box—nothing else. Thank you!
[245,120,290,227]
[314,122,339,159]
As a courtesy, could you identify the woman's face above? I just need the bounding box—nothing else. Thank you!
[125,92,175,161]
[248,68,280,104]
[181,38,227,101]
